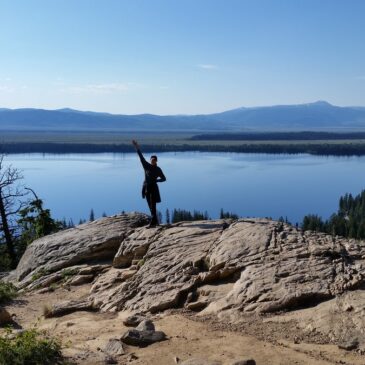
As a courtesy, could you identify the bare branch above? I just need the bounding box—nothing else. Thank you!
[25,187,39,200]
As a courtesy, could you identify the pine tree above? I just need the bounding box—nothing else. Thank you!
[219,209,238,220]
[158,211,163,224]
[89,209,95,222]
[302,189,365,239]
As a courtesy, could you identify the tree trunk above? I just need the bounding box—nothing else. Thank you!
[0,189,16,268]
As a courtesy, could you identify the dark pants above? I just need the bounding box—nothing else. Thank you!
[146,193,158,224]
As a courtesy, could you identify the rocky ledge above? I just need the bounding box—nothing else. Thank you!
[6,212,365,349]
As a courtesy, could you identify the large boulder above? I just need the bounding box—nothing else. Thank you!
[203,219,365,313]
[90,218,365,314]
[10,214,365,351]
[14,215,365,320]
[94,220,226,312]
[15,212,149,284]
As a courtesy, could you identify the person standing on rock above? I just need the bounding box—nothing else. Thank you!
[132,140,166,227]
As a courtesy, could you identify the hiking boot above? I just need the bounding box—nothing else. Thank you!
[147,218,159,228]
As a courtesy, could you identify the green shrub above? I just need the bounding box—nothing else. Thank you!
[0,282,17,304]
[0,328,63,365]
[42,303,52,318]
[49,283,58,292]
[60,268,77,283]
[137,258,145,267]
[31,268,50,282]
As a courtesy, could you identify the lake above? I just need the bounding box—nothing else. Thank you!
[5,152,365,225]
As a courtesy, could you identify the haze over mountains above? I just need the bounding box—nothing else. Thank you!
[1,101,365,132]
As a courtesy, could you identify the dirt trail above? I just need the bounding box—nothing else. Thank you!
[2,284,363,365]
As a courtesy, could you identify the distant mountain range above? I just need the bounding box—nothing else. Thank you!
[1,101,365,132]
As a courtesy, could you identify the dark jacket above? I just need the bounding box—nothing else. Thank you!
[137,149,166,203]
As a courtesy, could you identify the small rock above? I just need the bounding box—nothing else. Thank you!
[104,338,125,356]
[0,307,12,325]
[136,319,155,331]
[78,267,95,275]
[127,353,139,361]
[186,300,208,311]
[338,338,359,351]
[45,299,95,318]
[35,287,52,294]
[231,360,256,365]
[121,328,166,347]
[69,274,94,286]
[104,354,118,364]
[123,314,146,327]
[180,359,222,365]
[4,329,25,340]
[78,265,110,275]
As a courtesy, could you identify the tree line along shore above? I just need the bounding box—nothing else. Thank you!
[2,141,365,155]
[2,130,365,155]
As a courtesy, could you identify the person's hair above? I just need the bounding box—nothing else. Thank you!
[150,155,158,161]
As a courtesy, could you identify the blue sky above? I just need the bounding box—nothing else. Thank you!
[0,0,364,114]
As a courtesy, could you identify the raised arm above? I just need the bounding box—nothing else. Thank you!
[132,140,149,169]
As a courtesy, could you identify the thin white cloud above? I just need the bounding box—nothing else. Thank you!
[61,83,131,94]
[197,64,219,70]
[0,85,14,92]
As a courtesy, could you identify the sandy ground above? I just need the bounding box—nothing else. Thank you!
[2,284,364,365]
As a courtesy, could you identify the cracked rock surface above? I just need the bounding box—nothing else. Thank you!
[14,216,365,315]
[9,214,365,348]
[14,212,149,284]
[89,218,365,314]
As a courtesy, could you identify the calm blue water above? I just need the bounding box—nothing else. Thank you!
[5,152,365,224]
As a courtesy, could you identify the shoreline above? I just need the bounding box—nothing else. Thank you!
[3,141,365,156]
